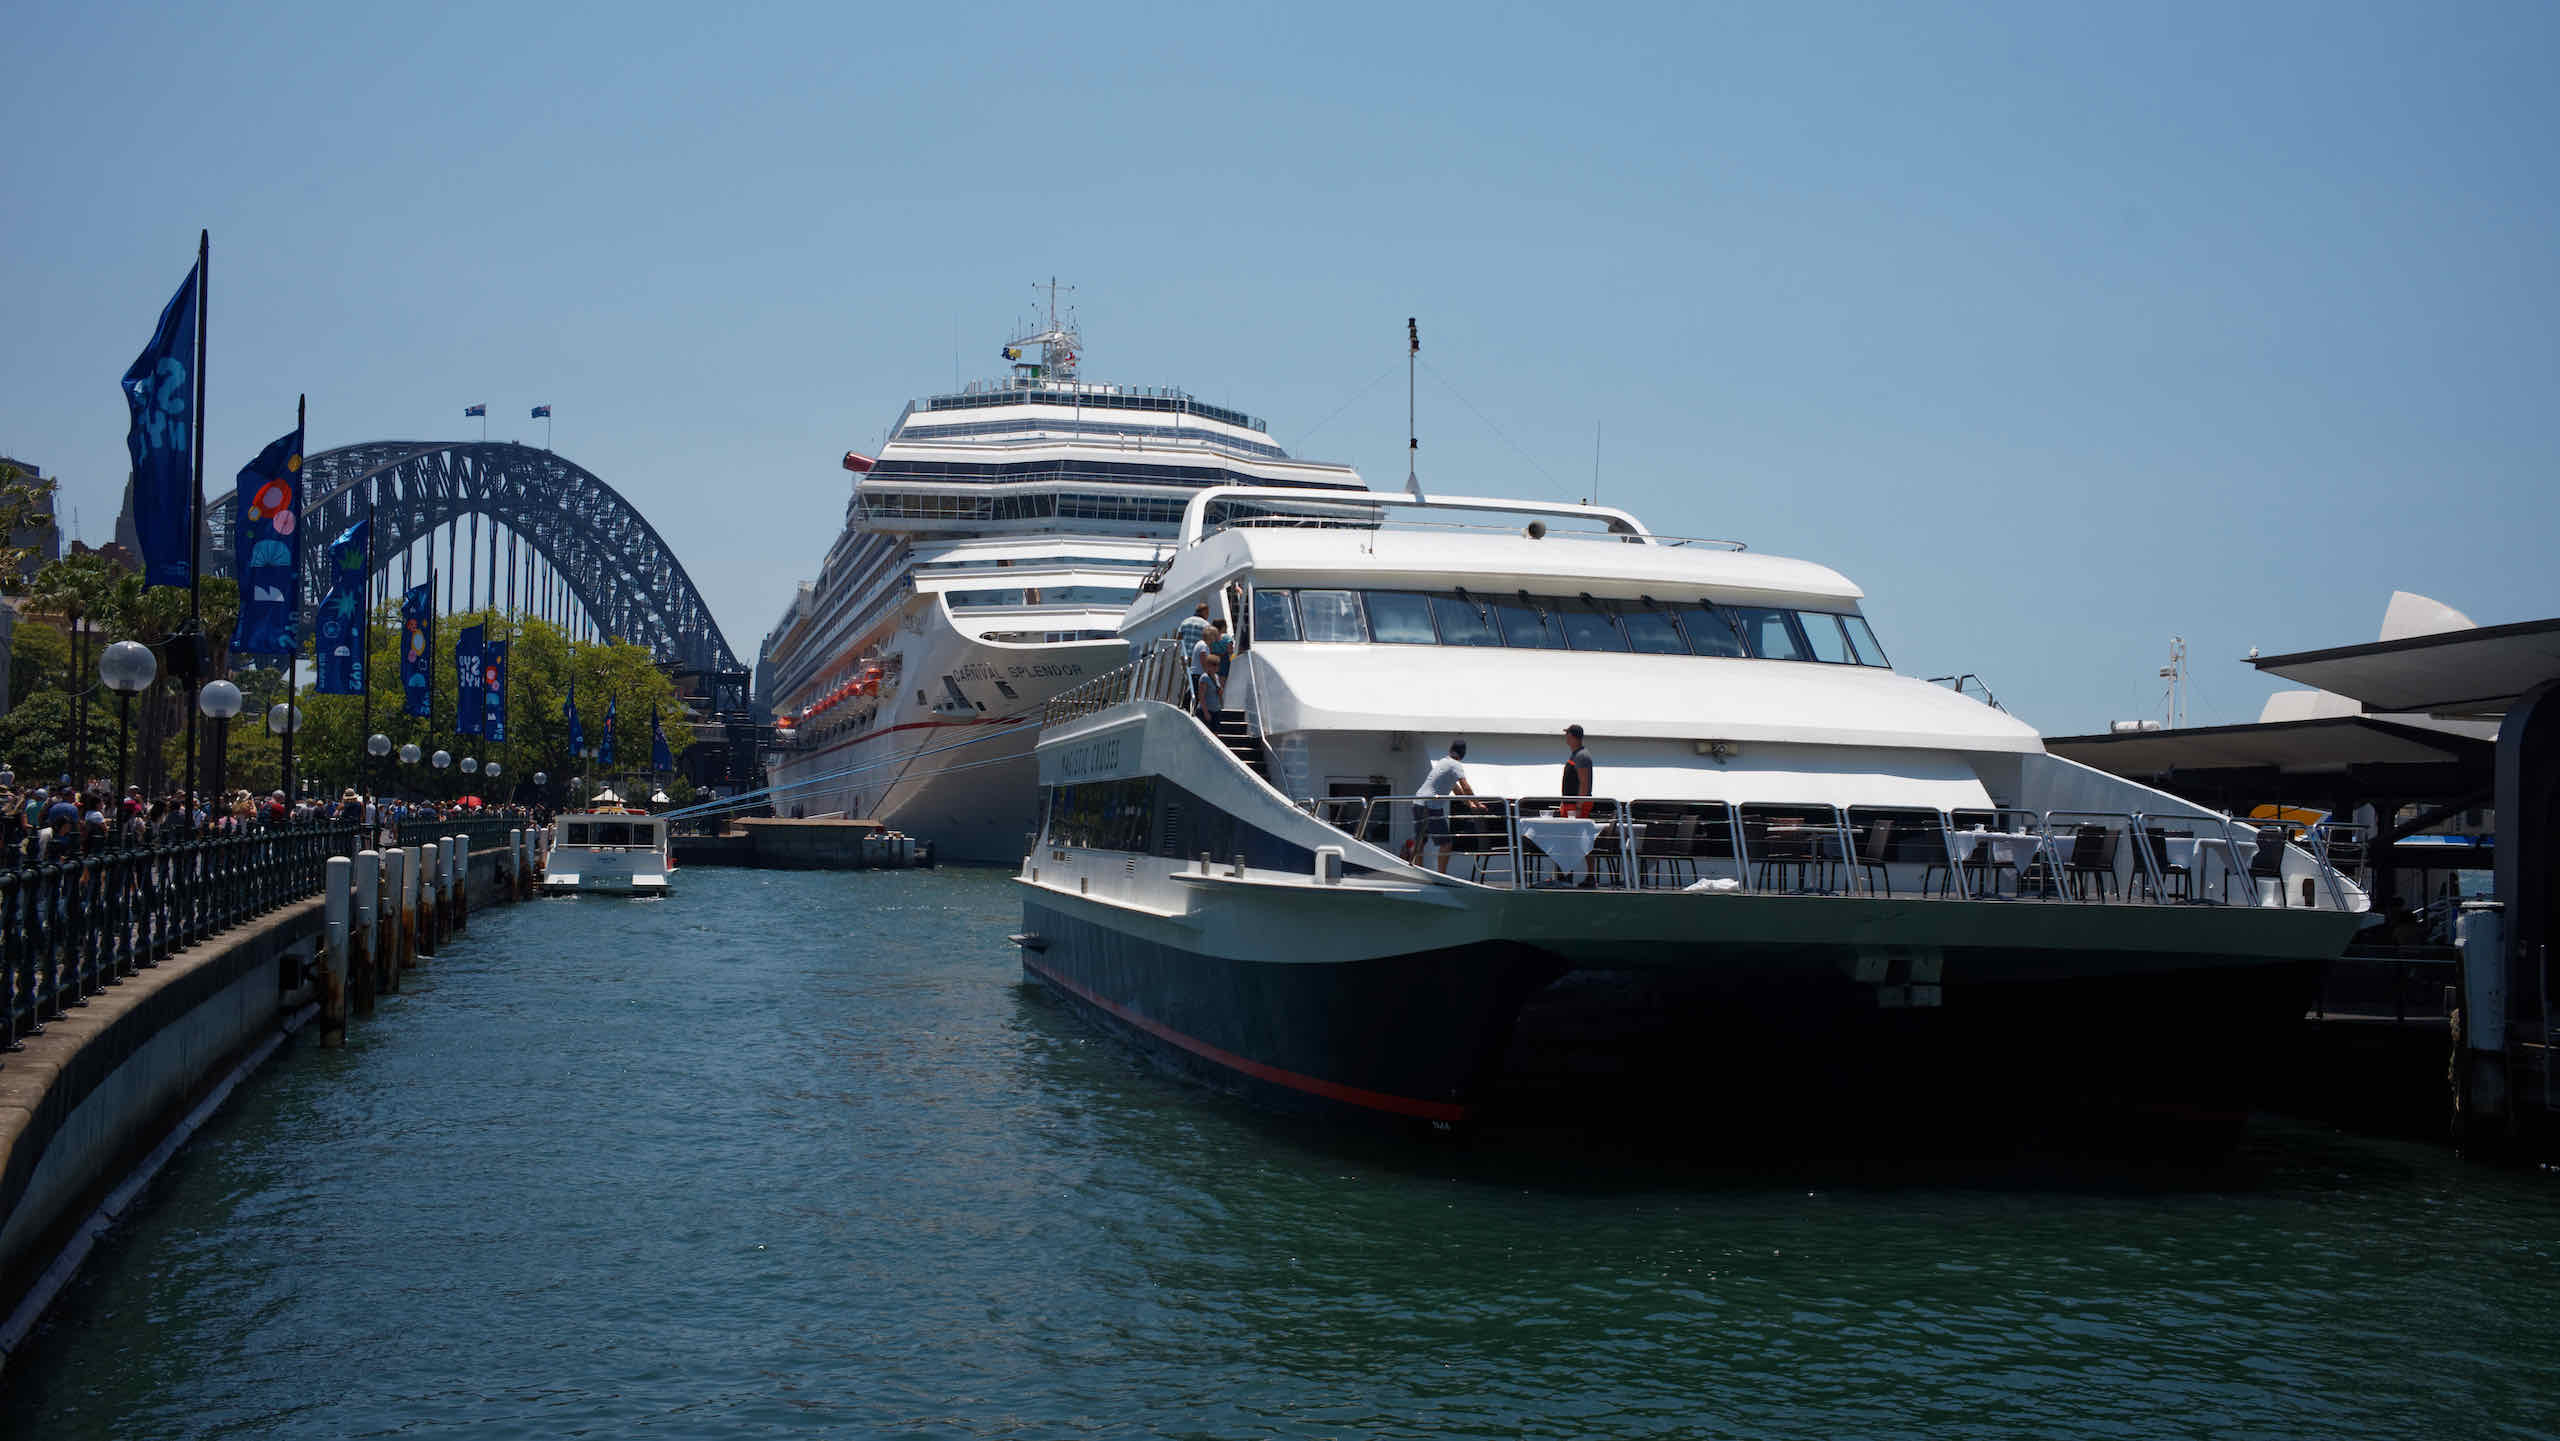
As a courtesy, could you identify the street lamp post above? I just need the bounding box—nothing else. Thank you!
[199,679,244,809]
[268,702,303,804]
[367,733,392,801]
[431,749,451,800]
[99,641,157,819]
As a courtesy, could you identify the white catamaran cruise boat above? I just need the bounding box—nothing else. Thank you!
[756,302,1366,860]
[1016,488,2370,1139]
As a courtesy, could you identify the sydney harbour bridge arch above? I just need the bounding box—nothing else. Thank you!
[209,440,741,673]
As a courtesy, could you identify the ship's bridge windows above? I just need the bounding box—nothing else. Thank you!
[1249,586,1891,668]
[1620,606,1688,655]
[595,822,636,846]
[1430,593,1501,647]
[1725,606,1807,661]
[1297,589,1369,643]
[564,824,590,844]
[1251,588,1301,642]
[1838,614,1891,667]
[1363,591,1438,645]
[1557,597,1630,653]
[1492,596,1565,649]
[1672,606,1747,658]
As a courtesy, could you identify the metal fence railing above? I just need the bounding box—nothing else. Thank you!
[1298,796,2365,909]
[1042,639,1189,726]
[0,825,362,1057]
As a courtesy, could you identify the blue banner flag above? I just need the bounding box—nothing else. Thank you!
[454,623,485,736]
[121,262,200,588]
[463,404,486,418]
[651,708,674,773]
[565,675,583,758]
[530,404,551,419]
[400,581,433,718]
[598,697,617,769]
[483,639,509,743]
[228,428,303,656]
[313,518,370,694]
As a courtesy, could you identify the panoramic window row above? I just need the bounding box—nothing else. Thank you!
[895,416,1290,459]
[1246,588,1891,666]
[944,585,1140,610]
[859,491,1195,526]
[924,387,1265,433]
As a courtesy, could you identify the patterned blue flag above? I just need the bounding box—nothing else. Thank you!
[121,263,199,588]
[313,519,370,694]
[598,697,617,769]
[228,428,303,656]
[463,404,486,418]
[400,581,433,717]
[651,708,674,773]
[565,675,583,757]
[483,639,509,743]
[454,623,485,736]
[530,405,551,419]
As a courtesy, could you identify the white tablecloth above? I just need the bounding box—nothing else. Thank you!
[1952,830,2048,871]
[1518,817,1600,873]
[2165,835,2257,880]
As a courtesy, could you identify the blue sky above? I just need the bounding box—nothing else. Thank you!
[3,1,2552,732]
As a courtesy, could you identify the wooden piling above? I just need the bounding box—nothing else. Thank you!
[350,851,380,1018]
[320,857,350,1048]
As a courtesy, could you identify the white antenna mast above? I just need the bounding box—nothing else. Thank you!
[2158,636,2186,728]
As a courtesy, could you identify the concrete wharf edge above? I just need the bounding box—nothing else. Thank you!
[0,842,517,1361]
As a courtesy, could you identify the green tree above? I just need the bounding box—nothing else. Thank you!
[0,691,72,783]
[8,620,70,708]
[286,609,689,802]
[0,462,59,592]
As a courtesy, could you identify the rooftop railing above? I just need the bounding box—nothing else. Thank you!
[1315,796,2363,909]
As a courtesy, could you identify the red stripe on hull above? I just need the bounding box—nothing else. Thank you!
[1022,953,1474,1124]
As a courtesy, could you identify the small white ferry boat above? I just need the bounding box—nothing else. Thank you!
[1017,487,2368,1139]
[540,793,676,896]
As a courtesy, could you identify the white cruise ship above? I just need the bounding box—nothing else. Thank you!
[755,305,1367,860]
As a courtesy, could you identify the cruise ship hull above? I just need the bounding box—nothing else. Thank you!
[770,624,1127,862]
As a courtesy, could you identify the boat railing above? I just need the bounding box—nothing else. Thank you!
[1041,638,1188,725]
[1924,674,2005,711]
[1313,795,2359,908]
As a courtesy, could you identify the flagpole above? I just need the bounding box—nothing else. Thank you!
[185,229,208,813]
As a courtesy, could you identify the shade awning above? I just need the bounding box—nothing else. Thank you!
[2251,617,2560,716]
[2046,714,2494,778]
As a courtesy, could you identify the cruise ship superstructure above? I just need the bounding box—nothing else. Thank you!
[756,304,1366,860]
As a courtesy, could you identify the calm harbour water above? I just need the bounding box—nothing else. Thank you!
[3,866,2556,1439]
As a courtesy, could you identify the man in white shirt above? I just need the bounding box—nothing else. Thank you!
[1411,740,1476,873]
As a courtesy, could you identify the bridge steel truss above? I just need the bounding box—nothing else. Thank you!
[209,440,741,673]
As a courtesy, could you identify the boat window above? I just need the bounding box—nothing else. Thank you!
[1620,605,1687,655]
[945,585,1136,609]
[1726,606,1806,661]
[1802,612,1854,664]
[1492,597,1565,649]
[1251,588,1299,642]
[1673,606,1747,658]
[1841,615,1891,668]
[596,822,634,846]
[1430,593,1500,647]
[1297,590,1369,643]
[1557,598,1630,653]
[564,823,589,844]
[1364,591,1438,645]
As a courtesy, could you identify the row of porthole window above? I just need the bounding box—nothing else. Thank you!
[1247,587,1891,666]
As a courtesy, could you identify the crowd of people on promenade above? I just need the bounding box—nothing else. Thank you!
[0,776,553,868]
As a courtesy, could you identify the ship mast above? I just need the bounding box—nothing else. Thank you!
[1006,276,1080,384]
